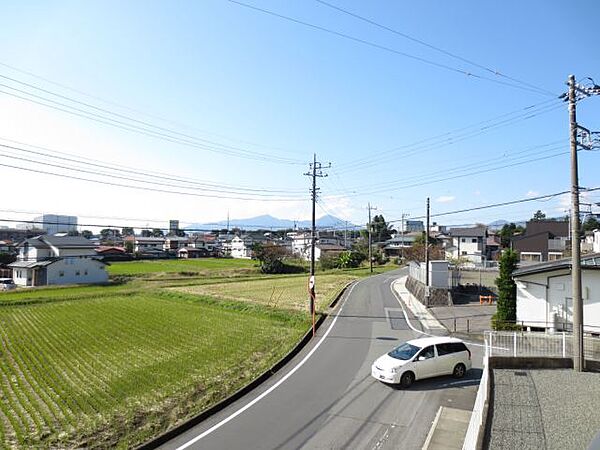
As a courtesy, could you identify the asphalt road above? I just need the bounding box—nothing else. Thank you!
[161,268,483,450]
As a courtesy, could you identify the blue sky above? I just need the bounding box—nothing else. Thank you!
[0,0,599,230]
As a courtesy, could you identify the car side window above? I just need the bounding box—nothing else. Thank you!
[419,346,435,359]
[436,343,452,356]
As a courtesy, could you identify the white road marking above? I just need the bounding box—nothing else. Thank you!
[174,280,361,450]
[389,279,507,351]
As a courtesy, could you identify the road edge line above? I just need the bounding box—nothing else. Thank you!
[137,280,357,450]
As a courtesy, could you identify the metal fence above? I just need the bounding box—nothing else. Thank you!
[462,349,489,450]
[485,330,600,360]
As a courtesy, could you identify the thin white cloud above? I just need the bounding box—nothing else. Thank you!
[526,190,540,198]
[436,195,455,203]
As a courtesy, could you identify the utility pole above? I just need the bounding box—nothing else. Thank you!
[367,203,377,273]
[400,213,409,262]
[304,154,330,336]
[425,197,430,288]
[565,74,600,372]
[344,221,348,248]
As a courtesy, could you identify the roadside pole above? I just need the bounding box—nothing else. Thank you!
[304,155,330,337]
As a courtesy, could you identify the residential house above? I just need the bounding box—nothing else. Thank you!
[405,220,424,233]
[188,233,217,255]
[130,236,165,254]
[163,236,189,252]
[289,231,343,261]
[512,220,569,264]
[231,235,255,259]
[382,234,416,258]
[9,235,108,287]
[514,253,600,332]
[216,233,236,256]
[177,247,210,258]
[445,226,487,265]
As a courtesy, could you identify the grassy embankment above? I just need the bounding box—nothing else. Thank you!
[0,258,396,448]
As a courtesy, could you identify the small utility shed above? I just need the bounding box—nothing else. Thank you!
[513,253,600,332]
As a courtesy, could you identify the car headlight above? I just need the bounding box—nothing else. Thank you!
[391,367,399,374]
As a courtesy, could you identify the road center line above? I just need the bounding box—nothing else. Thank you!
[175,280,361,450]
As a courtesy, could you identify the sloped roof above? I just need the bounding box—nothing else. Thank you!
[513,253,600,277]
[449,226,487,238]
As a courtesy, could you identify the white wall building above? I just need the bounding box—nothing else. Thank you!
[34,214,78,235]
[9,235,108,287]
[445,226,487,265]
[231,235,254,259]
[513,253,600,333]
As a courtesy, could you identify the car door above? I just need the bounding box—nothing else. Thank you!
[413,345,439,379]
[435,343,457,375]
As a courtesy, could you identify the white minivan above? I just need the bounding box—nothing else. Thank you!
[371,336,471,388]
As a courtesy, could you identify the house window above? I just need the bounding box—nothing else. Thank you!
[461,251,467,256]
[472,238,477,243]
[75,271,80,276]
[461,238,466,243]
[59,271,64,277]
[84,270,88,275]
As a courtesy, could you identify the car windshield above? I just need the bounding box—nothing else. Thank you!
[388,342,420,360]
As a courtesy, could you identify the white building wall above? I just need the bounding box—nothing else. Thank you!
[516,269,600,332]
[46,258,108,285]
[594,230,600,253]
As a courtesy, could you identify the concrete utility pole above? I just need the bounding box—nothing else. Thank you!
[566,74,600,371]
[367,203,377,273]
[425,197,430,288]
[400,213,408,262]
[304,154,330,335]
[568,75,584,372]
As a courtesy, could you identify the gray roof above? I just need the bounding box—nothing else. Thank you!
[19,235,95,249]
[9,259,57,269]
[513,253,600,277]
[449,226,487,238]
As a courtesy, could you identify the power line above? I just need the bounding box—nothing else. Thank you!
[331,140,566,195]
[0,160,304,202]
[315,0,558,97]
[331,146,569,199]
[335,100,563,173]
[387,187,600,223]
[228,0,556,97]
[0,62,302,157]
[0,82,304,165]
[0,140,305,195]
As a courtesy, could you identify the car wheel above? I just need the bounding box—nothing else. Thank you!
[453,363,466,379]
[400,371,414,388]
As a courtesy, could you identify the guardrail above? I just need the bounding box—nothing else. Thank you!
[462,341,489,450]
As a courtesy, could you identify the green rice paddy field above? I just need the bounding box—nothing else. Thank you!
[0,258,396,448]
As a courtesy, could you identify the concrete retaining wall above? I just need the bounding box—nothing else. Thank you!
[405,275,449,307]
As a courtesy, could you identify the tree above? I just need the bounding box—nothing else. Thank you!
[100,229,120,240]
[121,227,135,237]
[370,215,396,243]
[498,223,525,248]
[0,252,16,265]
[532,210,546,221]
[124,240,134,253]
[175,229,186,237]
[492,249,519,329]
[151,228,164,237]
[252,243,289,274]
[81,230,93,239]
[141,229,152,237]
[583,216,600,233]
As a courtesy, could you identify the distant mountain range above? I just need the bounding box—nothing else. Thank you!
[185,214,356,231]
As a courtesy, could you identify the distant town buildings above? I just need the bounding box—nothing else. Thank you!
[34,214,78,235]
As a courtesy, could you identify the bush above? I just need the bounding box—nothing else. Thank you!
[491,313,523,331]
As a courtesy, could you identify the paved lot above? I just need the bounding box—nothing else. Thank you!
[488,369,600,450]
[429,303,496,335]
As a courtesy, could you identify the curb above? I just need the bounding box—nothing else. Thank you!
[137,280,356,449]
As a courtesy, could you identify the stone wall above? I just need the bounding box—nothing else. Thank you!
[405,275,450,307]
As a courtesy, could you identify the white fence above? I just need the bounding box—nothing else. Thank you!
[462,331,600,450]
[486,330,600,360]
[462,349,489,450]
